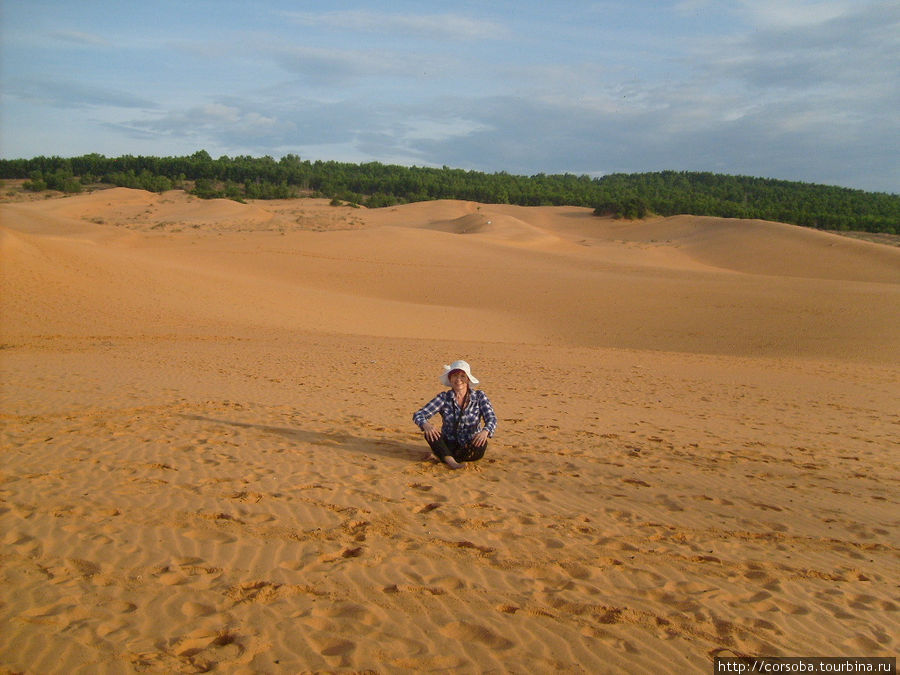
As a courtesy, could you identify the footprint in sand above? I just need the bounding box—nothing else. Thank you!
[439,621,514,650]
[319,546,364,563]
[181,601,216,617]
[18,602,71,626]
[168,630,246,671]
[308,635,356,667]
[184,528,237,544]
[412,503,441,514]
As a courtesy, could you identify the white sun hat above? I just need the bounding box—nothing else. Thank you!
[440,359,480,386]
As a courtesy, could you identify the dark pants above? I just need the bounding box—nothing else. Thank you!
[426,435,487,463]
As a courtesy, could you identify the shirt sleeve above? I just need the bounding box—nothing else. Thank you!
[413,392,446,429]
[478,390,498,436]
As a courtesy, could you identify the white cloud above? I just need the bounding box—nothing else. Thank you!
[50,30,111,47]
[673,0,716,11]
[268,43,466,90]
[126,102,294,147]
[198,104,241,123]
[281,10,508,41]
[4,78,157,110]
[691,1,899,100]
[274,46,399,83]
[735,0,857,28]
[396,117,491,146]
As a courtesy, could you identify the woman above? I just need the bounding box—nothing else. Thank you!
[413,360,498,469]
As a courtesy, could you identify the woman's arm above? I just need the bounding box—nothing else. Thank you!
[477,390,498,437]
[413,392,446,429]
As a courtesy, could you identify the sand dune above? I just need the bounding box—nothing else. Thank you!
[1,189,898,672]
[621,215,900,282]
[3,189,898,359]
[423,211,561,246]
[35,187,278,231]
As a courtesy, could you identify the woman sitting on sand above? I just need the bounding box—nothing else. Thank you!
[413,360,498,469]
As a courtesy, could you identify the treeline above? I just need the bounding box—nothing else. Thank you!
[1,151,898,233]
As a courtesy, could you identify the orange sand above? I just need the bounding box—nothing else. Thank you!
[1,188,898,672]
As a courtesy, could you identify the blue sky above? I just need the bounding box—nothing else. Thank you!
[1,0,897,192]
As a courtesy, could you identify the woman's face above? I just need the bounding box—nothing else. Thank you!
[448,369,469,393]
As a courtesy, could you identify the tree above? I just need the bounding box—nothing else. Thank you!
[0,152,897,233]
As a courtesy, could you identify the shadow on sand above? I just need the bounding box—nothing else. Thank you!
[182,414,427,462]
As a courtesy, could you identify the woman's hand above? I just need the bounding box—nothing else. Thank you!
[422,423,441,442]
[472,429,489,448]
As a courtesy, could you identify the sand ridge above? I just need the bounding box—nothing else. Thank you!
[1,189,898,672]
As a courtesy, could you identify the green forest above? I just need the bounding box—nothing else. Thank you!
[2,151,898,233]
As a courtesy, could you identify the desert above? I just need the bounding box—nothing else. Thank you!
[1,187,898,673]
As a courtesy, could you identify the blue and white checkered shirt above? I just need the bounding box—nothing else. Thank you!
[413,389,498,444]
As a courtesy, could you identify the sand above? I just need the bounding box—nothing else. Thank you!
[1,188,898,673]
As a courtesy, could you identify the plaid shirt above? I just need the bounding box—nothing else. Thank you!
[413,389,498,444]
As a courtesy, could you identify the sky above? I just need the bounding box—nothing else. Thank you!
[1,0,897,193]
